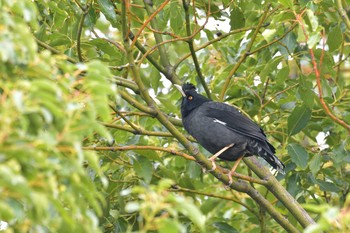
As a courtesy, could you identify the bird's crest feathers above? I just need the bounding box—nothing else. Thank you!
[182,82,196,93]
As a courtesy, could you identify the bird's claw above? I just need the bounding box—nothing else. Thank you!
[206,159,217,172]
[224,173,233,189]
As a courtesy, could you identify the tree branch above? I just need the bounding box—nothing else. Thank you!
[169,185,259,217]
[131,0,171,47]
[114,76,140,94]
[295,11,350,133]
[336,0,350,30]
[103,122,195,141]
[219,5,271,101]
[35,38,78,64]
[248,22,297,55]
[83,145,195,161]
[244,157,316,228]
[182,0,211,99]
[143,0,172,71]
[77,5,89,62]
[119,89,183,126]
[121,3,304,232]
[173,25,267,70]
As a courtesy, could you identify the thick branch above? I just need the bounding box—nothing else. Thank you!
[114,77,140,94]
[336,0,350,30]
[244,157,316,228]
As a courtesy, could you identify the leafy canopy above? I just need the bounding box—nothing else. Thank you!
[1,0,350,232]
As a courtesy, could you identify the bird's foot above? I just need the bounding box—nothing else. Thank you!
[224,173,234,189]
[206,158,217,172]
[206,143,234,173]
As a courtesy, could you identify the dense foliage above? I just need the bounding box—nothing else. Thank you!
[1,0,350,232]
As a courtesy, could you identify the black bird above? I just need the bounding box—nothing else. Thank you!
[175,83,285,182]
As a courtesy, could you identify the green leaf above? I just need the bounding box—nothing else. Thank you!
[298,77,315,108]
[309,154,321,175]
[171,196,206,232]
[306,10,319,31]
[278,0,293,8]
[133,156,153,184]
[88,38,123,61]
[287,144,309,169]
[187,160,201,179]
[230,6,245,30]
[260,56,283,79]
[201,199,220,214]
[288,104,311,135]
[276,67,289,84]
[327,26,342,52]
[97,0,119,28]
[307,31,321,49]
[262,29,277,43]
[213,222,239,233]
[158,219,183,233]
[0,202,15,221]
[316,180,340,192]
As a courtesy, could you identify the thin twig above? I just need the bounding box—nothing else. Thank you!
[182,0,211,99]
[119,89,183,126]
[103,122,195,141]
[83,145,195,161]
[295,11,350,133]
[109,105,140,132]
[169,185,259,217]
[219,5,271,101]
[131,0,171,47]
[35,38,78,63]
[174,25,263,70]
[249,23,297,55]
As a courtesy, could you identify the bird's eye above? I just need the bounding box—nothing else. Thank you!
[187,95,193,100]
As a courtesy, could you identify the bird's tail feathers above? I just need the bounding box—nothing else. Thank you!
[262,152,285,174]
[248,140,285,174]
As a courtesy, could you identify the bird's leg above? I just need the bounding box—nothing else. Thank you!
[207,143,234,172]
[227,154,244,186]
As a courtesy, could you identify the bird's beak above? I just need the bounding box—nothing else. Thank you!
[174,84,186,97]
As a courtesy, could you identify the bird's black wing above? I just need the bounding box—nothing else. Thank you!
[204,102,268,142]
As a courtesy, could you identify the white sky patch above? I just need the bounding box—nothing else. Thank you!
[316,131,330,151]
[0,221,8,230]
[149,88,161,105]
[197,8,231,33]
[253,75,262,86]
[160,73,172,94]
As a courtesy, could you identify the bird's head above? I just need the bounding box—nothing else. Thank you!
[174,82,210,117]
